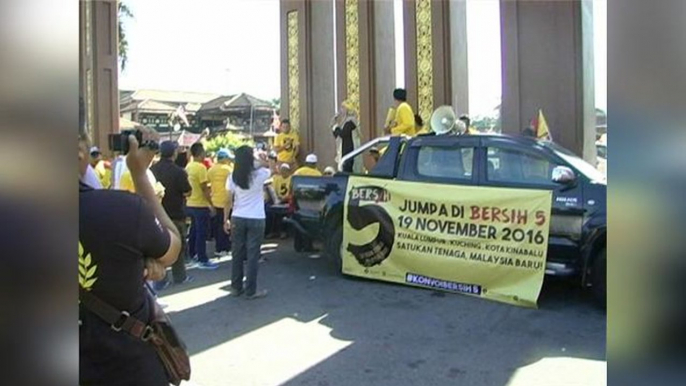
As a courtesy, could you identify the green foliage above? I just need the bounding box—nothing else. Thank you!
[471,115,501,133]
[203,132,254,154]
[118,2,134,71]
[470,104,502,133]
[270,98,280,110]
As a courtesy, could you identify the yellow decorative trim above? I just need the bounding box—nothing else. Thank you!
[416,0,434,123]
[86,70,94,138]
[85,1,92,57]
[345,0,360,113]
[287,11,300,133]
[79,242,98,291]
[85,1,94,137]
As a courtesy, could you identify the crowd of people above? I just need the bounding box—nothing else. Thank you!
[78,81,548,386]
[81,117,336,290]
[78,87,472,385]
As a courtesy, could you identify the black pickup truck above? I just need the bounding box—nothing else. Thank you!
[287,134,607,304]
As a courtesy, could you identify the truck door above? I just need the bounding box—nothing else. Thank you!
[479,138,584,269]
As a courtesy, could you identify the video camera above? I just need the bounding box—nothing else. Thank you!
[108,129,160,155]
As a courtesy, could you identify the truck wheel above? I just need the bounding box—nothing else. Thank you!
[326,226,343,273]
[591,248,606,308]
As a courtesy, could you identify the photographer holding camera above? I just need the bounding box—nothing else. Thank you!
[79,125,183,385]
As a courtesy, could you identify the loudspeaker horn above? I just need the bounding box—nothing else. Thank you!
[430,105,458,135]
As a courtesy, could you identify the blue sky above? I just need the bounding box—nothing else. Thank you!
[119,0,606,117]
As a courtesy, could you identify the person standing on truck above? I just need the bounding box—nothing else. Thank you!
[414,114,429,135]
[458,114,477,134]
[332,99,361,173]
[223,145,273,299]
[274,119,300,168]
[293,154,323,177]
[384,88,416,137]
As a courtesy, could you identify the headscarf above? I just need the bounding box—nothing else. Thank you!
[334,99,362,173]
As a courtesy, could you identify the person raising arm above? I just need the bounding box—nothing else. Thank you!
[223,147,274,299]
[126,129,182,274]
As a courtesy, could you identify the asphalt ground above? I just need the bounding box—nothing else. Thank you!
[158,239,606,386]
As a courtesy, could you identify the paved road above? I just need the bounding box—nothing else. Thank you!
[159,240,606,386]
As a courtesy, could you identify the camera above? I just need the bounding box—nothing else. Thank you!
[108,129,159,154]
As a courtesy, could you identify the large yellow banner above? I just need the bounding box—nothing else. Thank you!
[342,177,553,307]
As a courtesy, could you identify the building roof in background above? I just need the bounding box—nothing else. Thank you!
[119,116,138,130]
[120,99,205,114]
[198,93,273,113]
[121,89,220,105]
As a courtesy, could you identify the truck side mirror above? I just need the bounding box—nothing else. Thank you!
[552,165,576,184]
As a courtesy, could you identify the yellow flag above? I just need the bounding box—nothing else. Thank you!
[385,107,396,127]
[536,109,551,140]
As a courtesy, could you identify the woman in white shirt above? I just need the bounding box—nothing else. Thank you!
[223,145,273,299]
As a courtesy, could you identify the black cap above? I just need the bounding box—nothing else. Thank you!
[393,88,407,102]
[160,141,178,158]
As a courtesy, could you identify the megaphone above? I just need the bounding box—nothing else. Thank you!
[430,105,458,135]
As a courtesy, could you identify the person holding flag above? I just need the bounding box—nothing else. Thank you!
[530,109,552,141]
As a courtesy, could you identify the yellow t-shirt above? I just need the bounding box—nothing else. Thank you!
[391,102,416,136]
[118,169,165,198]
[94,160,111,189]
[293,166,322,177]
[275,131,300,163]
[273,174,292,200]
[185,161,210,207]
[207,163,233,208]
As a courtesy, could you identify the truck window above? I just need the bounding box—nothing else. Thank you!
[416,146,474,180]
[487,147,559,186]
[346,141,393,175]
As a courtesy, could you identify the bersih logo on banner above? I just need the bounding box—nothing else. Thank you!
[342,176,553,307]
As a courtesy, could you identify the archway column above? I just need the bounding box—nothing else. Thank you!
[80,0,119,153]
[500,0,596,162]
[403,0,455,124]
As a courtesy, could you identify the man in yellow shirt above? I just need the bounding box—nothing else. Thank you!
[293,154,323,177]
[272,163,292,202]
[185,142,218,270]
[385,88,416,137]
[89,147,112,188]
[274,119,300,166]
[207,148,233,256]
[118,167,166,200]
[265,163,292,239]
[459,114,477,134]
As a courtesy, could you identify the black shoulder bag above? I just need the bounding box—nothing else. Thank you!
[79,287,191,385]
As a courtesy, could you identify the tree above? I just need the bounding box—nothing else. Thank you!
[118,2,133,71]
[470,104,502,133]
[203,132,254,154]
[270,98,281,110]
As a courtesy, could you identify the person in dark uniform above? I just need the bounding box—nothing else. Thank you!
[79,125,182,386]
